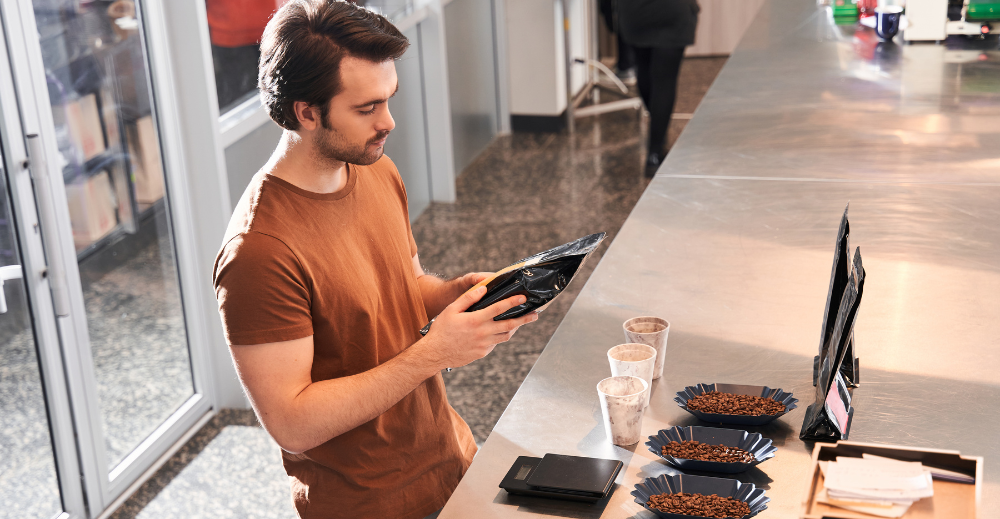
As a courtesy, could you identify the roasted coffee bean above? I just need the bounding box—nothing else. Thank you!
[685,391,786,416]
[661,440,756,464]
[646,492,752,518]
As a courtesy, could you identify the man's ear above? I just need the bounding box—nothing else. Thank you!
[293,101,320,131]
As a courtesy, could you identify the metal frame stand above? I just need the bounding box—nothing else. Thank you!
[561,0,643,134]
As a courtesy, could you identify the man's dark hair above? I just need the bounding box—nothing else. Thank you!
[258,0,409,130]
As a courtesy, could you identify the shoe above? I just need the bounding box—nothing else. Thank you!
[645,152,662,177]
[616,67,637,86]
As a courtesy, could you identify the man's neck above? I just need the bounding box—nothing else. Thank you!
[265,130,349,194]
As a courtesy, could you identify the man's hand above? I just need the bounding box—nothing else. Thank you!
[412,251,498,317]
[459,271,494,290]
[417,285,538,370]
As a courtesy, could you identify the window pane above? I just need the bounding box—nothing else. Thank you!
[32,0,195,469]
[205,0,277,113]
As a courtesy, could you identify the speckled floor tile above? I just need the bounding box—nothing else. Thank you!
[132,425,294,519]
[109,410,265,519]
[0,327,62,518]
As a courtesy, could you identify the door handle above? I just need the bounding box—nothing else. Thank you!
[25,134,71,317]
[0,264,23,314]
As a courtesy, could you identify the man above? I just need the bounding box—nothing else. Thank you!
[212,2,537,518]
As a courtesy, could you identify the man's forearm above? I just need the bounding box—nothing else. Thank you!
[267,339,441,454]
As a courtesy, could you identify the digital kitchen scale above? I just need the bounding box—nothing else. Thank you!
[499,454,622,503]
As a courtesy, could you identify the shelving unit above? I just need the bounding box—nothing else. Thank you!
[36,0,165,259]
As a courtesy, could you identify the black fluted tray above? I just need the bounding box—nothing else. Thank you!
[674,383,798,426]
[646,426,777,473]
[632,473,769,519]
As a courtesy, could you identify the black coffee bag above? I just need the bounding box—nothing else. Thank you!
[420,233,606,335]
[801,207,866,442]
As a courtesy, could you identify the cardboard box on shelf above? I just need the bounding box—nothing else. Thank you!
[55,93,107,161]
[129,115,165,204]
[65,170,118,251]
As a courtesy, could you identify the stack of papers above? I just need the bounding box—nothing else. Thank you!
[817,456,934,517]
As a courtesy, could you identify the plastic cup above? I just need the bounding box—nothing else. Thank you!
[596,376,648,446]
[607,343,657,408]
[623,317,670,379]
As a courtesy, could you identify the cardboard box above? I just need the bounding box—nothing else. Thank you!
[129,115,165,204]
[65,170,118,250]
[57,93,107,161]
[801,441,982,519]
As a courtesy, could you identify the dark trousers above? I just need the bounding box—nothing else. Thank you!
[211,44,261,112]
[634,46,685,156]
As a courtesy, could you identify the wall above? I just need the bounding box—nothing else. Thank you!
[506,0,561,115]
[505,0,590,117]
[384,25,432,220]
[224,121,282,206]
[444,0,499,173]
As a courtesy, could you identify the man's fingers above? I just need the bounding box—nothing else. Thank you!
[463,272,493,287]
[482,294,527,319]
[448,285,487,313]
[491,312,537,334]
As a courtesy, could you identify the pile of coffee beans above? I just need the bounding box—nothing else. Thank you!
[685,391,786,416]
[661,440,756,464]
[646,492,751,518]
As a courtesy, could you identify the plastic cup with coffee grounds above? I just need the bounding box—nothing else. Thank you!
[597,376,648,446]
[623,317,670,380]
[607,343,657,408]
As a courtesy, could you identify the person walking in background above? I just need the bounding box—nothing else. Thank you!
[617,0,700,175]
[205,0,290,110]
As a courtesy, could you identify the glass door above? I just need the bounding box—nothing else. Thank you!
[1,0,214,515]
[0,7,85,517]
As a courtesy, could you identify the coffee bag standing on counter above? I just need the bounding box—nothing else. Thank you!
[420,233,606,335]
[812,205,860,389]
[801,207,866,442]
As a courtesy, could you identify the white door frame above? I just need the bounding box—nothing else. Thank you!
[0,5,85,519]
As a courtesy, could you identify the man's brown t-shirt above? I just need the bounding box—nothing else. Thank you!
[213,156,477,519]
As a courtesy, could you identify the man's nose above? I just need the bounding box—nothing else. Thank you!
[377,106,395,133]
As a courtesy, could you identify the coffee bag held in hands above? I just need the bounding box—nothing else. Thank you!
[420,233,606,335]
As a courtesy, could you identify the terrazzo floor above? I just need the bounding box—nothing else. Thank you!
[9,56,727,519]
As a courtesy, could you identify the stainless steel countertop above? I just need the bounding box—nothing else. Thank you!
[440,1,1000,517]
[663,0,1000,184]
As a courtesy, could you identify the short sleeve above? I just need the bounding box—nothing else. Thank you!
[213,232,313,345]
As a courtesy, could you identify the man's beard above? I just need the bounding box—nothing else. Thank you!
[315,125,390,166]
